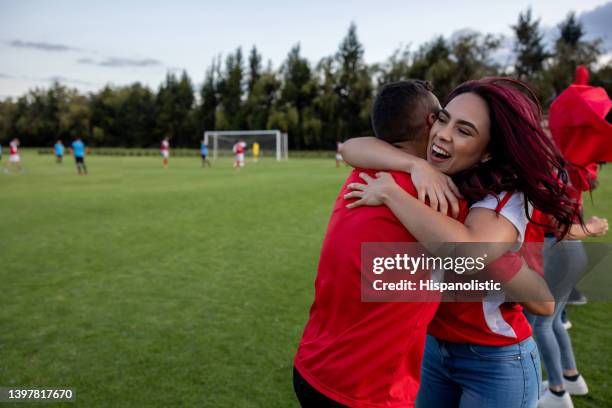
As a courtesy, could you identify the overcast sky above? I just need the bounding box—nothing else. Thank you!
[1,0,610,98]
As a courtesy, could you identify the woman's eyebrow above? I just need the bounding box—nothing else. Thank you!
[456,119,479,134]
[439,109,479,134]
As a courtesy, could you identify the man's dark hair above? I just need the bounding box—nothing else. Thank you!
[371,80,437,143]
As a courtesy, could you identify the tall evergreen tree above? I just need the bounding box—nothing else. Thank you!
[512,8,549,79]
[199,61,219,134]
[247,46,262,95]
[274,44,316,149]
[217,48,245,129]
[376,45,412,86]
[155,71,195,146]
[547,12,602,95]
[335,23,372,142]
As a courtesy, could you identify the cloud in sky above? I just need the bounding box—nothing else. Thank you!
[8,39,82,52]
[77,57,162,67]
[0,72,94,87]
[580,1,612,51]
[47,76,94,86]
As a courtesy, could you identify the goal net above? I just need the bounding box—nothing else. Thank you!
[203,130,289,161]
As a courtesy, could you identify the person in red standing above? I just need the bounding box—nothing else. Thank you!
[4,138,22,173]
[233,139,247,168]
[533,69,611,405]
[160,137,170,168]
[294,80,467,408]
[528,165,607,408]
[335,140,345,168]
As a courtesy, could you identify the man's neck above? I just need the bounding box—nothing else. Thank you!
[392,139,428,159]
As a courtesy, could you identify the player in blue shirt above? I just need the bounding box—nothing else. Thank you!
[71,138,88,175]
[200,139,211,168]
[54,140,65,164]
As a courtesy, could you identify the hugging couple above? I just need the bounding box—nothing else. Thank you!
[294,77,582,408]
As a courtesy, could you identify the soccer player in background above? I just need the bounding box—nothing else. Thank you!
[71,137,88,175]
[4,138,22,172]
[335,140,345,168]
[233,139,246,168]
[252,141,260,162]
[161,137,170,168]
[200,139,211,167]
[54,140,65,163]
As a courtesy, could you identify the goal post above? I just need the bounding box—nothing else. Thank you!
[203,130,288,161]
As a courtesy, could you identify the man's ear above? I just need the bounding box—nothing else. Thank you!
[427,112,437,127]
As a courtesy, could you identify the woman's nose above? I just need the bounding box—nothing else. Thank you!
[436,127,452,142]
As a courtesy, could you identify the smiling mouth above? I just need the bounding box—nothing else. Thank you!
[431,143,451,160]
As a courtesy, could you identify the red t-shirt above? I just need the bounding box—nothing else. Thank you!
[160,140,169,152]
[295,169,467,408]
[428,193,533,346]
[9,142,18,155]
[521,209,547,276]
[233,142,245,154]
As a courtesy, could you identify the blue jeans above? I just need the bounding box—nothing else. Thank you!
[529,238,584,387]
[416,335,541,408]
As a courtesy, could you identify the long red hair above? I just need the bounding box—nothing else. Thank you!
[446,77,581,237]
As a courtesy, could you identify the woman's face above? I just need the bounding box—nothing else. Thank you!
[427,92,491,175]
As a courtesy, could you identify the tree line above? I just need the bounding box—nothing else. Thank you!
[0,10,609,150]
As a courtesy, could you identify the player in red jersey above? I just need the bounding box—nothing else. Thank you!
[4,138,22,172]
[342,78,579,408]
[160,137,170,168]
[295,80,470,408]
[335,140,345,168]
[233,139,247,168]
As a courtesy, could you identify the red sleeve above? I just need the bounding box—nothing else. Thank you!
[484,251,523,283]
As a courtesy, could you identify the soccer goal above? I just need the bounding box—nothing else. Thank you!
[203,130,289,161]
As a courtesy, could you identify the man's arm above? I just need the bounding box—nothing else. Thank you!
[341,138,462,216]
[503,261,555,316]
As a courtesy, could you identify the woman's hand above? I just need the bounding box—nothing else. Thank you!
[585,216,609,237]
[344,172,398,208]
[409,159,462,217]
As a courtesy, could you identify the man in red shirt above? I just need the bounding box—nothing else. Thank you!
[294,81,466,407]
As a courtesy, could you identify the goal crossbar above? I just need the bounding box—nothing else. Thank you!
[204,130,288,161]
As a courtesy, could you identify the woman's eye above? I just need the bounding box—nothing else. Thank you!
[459,128,471,136]
[437,115,448,123]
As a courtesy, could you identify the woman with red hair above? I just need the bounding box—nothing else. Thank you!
[340,77,582,408]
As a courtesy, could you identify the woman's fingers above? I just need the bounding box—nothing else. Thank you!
[435,189,448,216]
[447,177,463,198]
[427,188,439,212]
[359,172,375,184]
[444,188,460,218]
[346,198,365,209]
[417,187,426,203]
[347,182,367,191]
[344,191,364,200]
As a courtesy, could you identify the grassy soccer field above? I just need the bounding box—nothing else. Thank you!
[1,151,610,407]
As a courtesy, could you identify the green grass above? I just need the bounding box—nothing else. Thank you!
[0,152,610,407]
